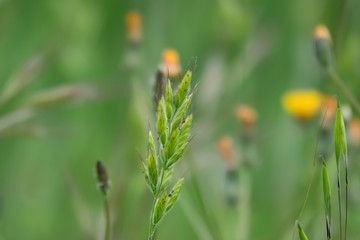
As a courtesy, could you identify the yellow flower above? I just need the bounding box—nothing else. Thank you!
[161,48,181,77]
[234,104,257,128]
[282,89,323,120]
[126,11,142,45]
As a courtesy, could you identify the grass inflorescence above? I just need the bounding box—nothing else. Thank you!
[142,70,196,240]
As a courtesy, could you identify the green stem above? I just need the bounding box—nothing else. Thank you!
[327,67,360,115]
[103,196,110,240]
[238,169,251,240]
[337,170,342,240]
[335,0,349,54]
[148,194,158,240]
[345,159,348,240]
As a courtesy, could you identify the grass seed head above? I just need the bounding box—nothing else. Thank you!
[96,160,110,195]
[334,101,348,167]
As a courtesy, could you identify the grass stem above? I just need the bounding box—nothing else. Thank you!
[327,67,360,115]
[345,160,348,240]
[103,196,111,240]
[337,171,342,240]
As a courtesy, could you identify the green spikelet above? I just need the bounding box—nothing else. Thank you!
[297,222,309,240]
[175,70,192,109]
[165,178,184,212]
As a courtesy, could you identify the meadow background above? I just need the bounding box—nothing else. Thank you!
[0,0,360,239]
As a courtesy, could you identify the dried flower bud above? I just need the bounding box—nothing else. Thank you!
[234,105,257,128]
[217,136,237,167]
[313,24,333,68]
[126,11,142,46]
[96,160,109,195]
[153,69,166,109]
[161,49,181,78]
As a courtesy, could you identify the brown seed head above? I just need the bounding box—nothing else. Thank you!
[96,160,109,193]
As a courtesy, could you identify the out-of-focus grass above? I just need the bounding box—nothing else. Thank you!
[0,0,360,239]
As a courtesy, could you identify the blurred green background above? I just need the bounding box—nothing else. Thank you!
[0,0,360,239]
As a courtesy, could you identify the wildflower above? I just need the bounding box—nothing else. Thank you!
[234,105,257,128]
[126,11,142,45]
[313,24,333,68]
[348,117,360,146]
[161,48,181,78]
[217,136,237,167]
[282,89,323,120]
[314,24,331,41]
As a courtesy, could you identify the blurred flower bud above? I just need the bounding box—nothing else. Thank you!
[217,136,237,167]
[234,105,257,129]
[96,160,110,195]
[349,117,360,146]
[322,96,337,128]
[126,11,142,46]
[160,48,181,78]
[282,89,323,121]
[313,24,333,68]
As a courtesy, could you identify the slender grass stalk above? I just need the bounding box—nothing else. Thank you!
[345,158,348,240]
[335,0,350,54]
[327,67,360,115]
[103,196,111,240]
[238,169,251,240]
[337,170,342,240]
[322,159,331,240]
[95,161,111,240]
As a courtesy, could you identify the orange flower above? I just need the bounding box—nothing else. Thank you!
[321,96,337,127]
[217,136,237,167]
[126,11,142,44]
[161,48,181,77]
[349,117,360,146]
[234,105,257,128]
[314,24,331,41]
[282,89,323,120]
